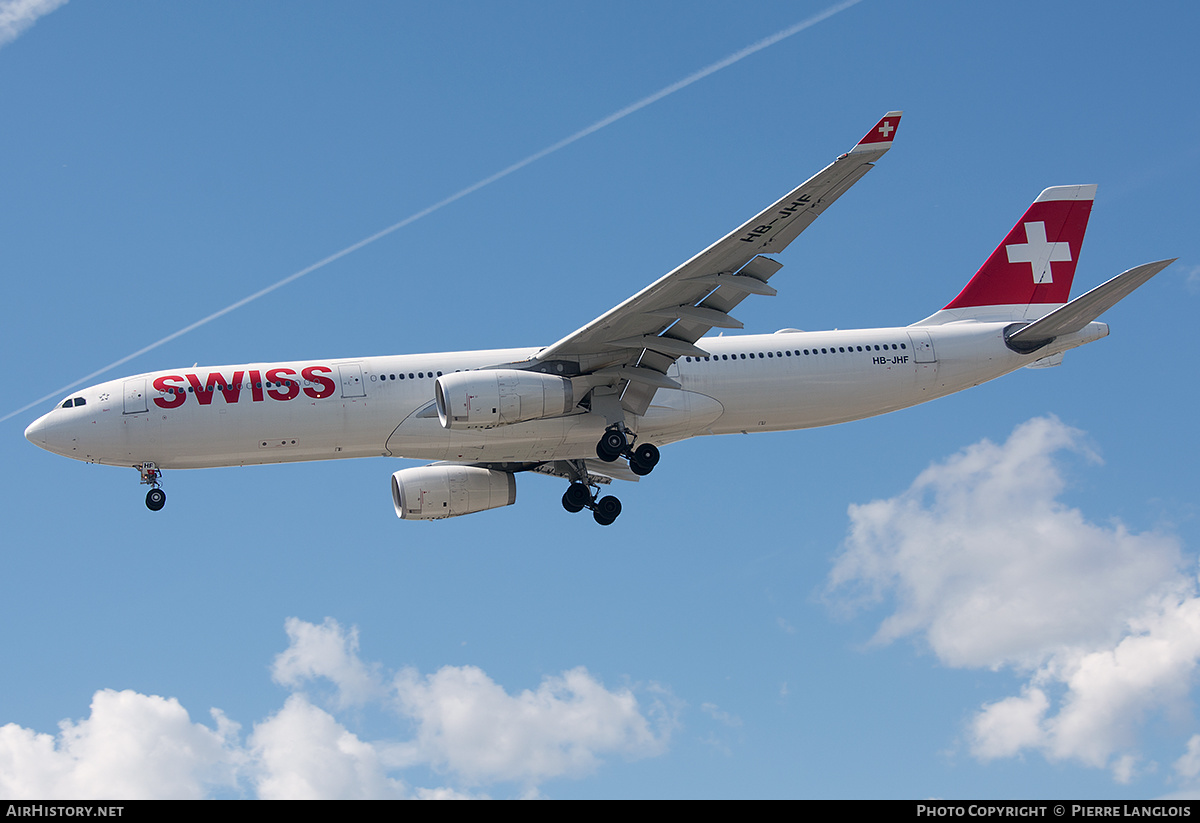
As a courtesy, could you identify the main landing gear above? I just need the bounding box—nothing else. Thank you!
[594,425,660,476]
[139,462,166,512]
[559,428,662,526]
[561,481,623,526]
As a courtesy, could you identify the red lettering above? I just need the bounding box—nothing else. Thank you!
[186,371,243,404]
[186,373,214,405]
[164,366,332,406]
[153,375,186,409]
[217,370,244,404]
[266,368,299,401]
[303,365,336,399]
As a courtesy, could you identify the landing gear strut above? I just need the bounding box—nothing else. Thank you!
[139,462,166,512]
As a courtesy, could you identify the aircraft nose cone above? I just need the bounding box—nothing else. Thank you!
[24,414,47,446]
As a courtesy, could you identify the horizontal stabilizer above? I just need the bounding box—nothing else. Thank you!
[1006,259,1175,352]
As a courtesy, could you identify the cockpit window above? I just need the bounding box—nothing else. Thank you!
[61,398,73,409]
[73,397,86,406]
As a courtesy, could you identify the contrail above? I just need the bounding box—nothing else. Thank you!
[6,0,863,425]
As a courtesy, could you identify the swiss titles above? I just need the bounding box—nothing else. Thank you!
[153,365,336,409]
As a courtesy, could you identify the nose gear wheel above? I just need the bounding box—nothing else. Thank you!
[138,462,166,511]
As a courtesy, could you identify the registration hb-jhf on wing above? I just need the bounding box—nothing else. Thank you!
[24,113,1174,525]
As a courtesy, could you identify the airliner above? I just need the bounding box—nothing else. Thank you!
[24,113,1174,525]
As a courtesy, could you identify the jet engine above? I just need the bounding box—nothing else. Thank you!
[434,369,574,429]
[391,465,517,520]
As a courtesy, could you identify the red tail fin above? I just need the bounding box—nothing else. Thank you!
[944,185,1096,310]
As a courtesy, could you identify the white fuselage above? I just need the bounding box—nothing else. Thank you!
[23,320,1108,471]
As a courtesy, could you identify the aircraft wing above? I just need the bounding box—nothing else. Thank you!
[532,112,902,414]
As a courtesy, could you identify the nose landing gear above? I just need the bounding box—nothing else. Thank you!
[138,462,166,511]
[145,487,166,511]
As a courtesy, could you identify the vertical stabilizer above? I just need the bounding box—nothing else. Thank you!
[919,185,1096,325]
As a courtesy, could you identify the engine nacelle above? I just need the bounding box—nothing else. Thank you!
[391,465,517,520]
[434,369,574,430]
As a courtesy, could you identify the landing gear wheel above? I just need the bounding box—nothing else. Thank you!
[562,482,591,513]
[592,495,622,526]
[145,488,166,512]
[596,429,627,462]
[632,443,660,470]
[629,460,652,476]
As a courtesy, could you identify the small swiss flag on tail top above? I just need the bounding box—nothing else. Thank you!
[944,185,1096,310]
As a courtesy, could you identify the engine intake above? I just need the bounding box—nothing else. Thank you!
[434,369,574,430]
[391,465,517,520]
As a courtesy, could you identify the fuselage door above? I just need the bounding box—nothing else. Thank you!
[907,330,937,363]
[907,330,938,393]
[339,363,366,398]
[123,378,148,414]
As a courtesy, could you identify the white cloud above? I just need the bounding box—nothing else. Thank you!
[0,618,670,798]
[271,616,383,708]
[249,694,406,800]
[701,702,743,728]
[1184,264,1200,295]
[1174,735,1200,781]
[828,416,1199,781]
[0,0,67,49]
[393,664,671,786]
[964,687,1048,761]
[0,690,240,799]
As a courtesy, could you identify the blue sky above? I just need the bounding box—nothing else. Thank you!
[2,0,1199,799]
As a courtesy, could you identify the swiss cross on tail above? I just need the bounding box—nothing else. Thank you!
[944,185,1097,310]
[1007,221,1072,283]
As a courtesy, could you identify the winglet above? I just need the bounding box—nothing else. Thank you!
[849,111,902,154]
